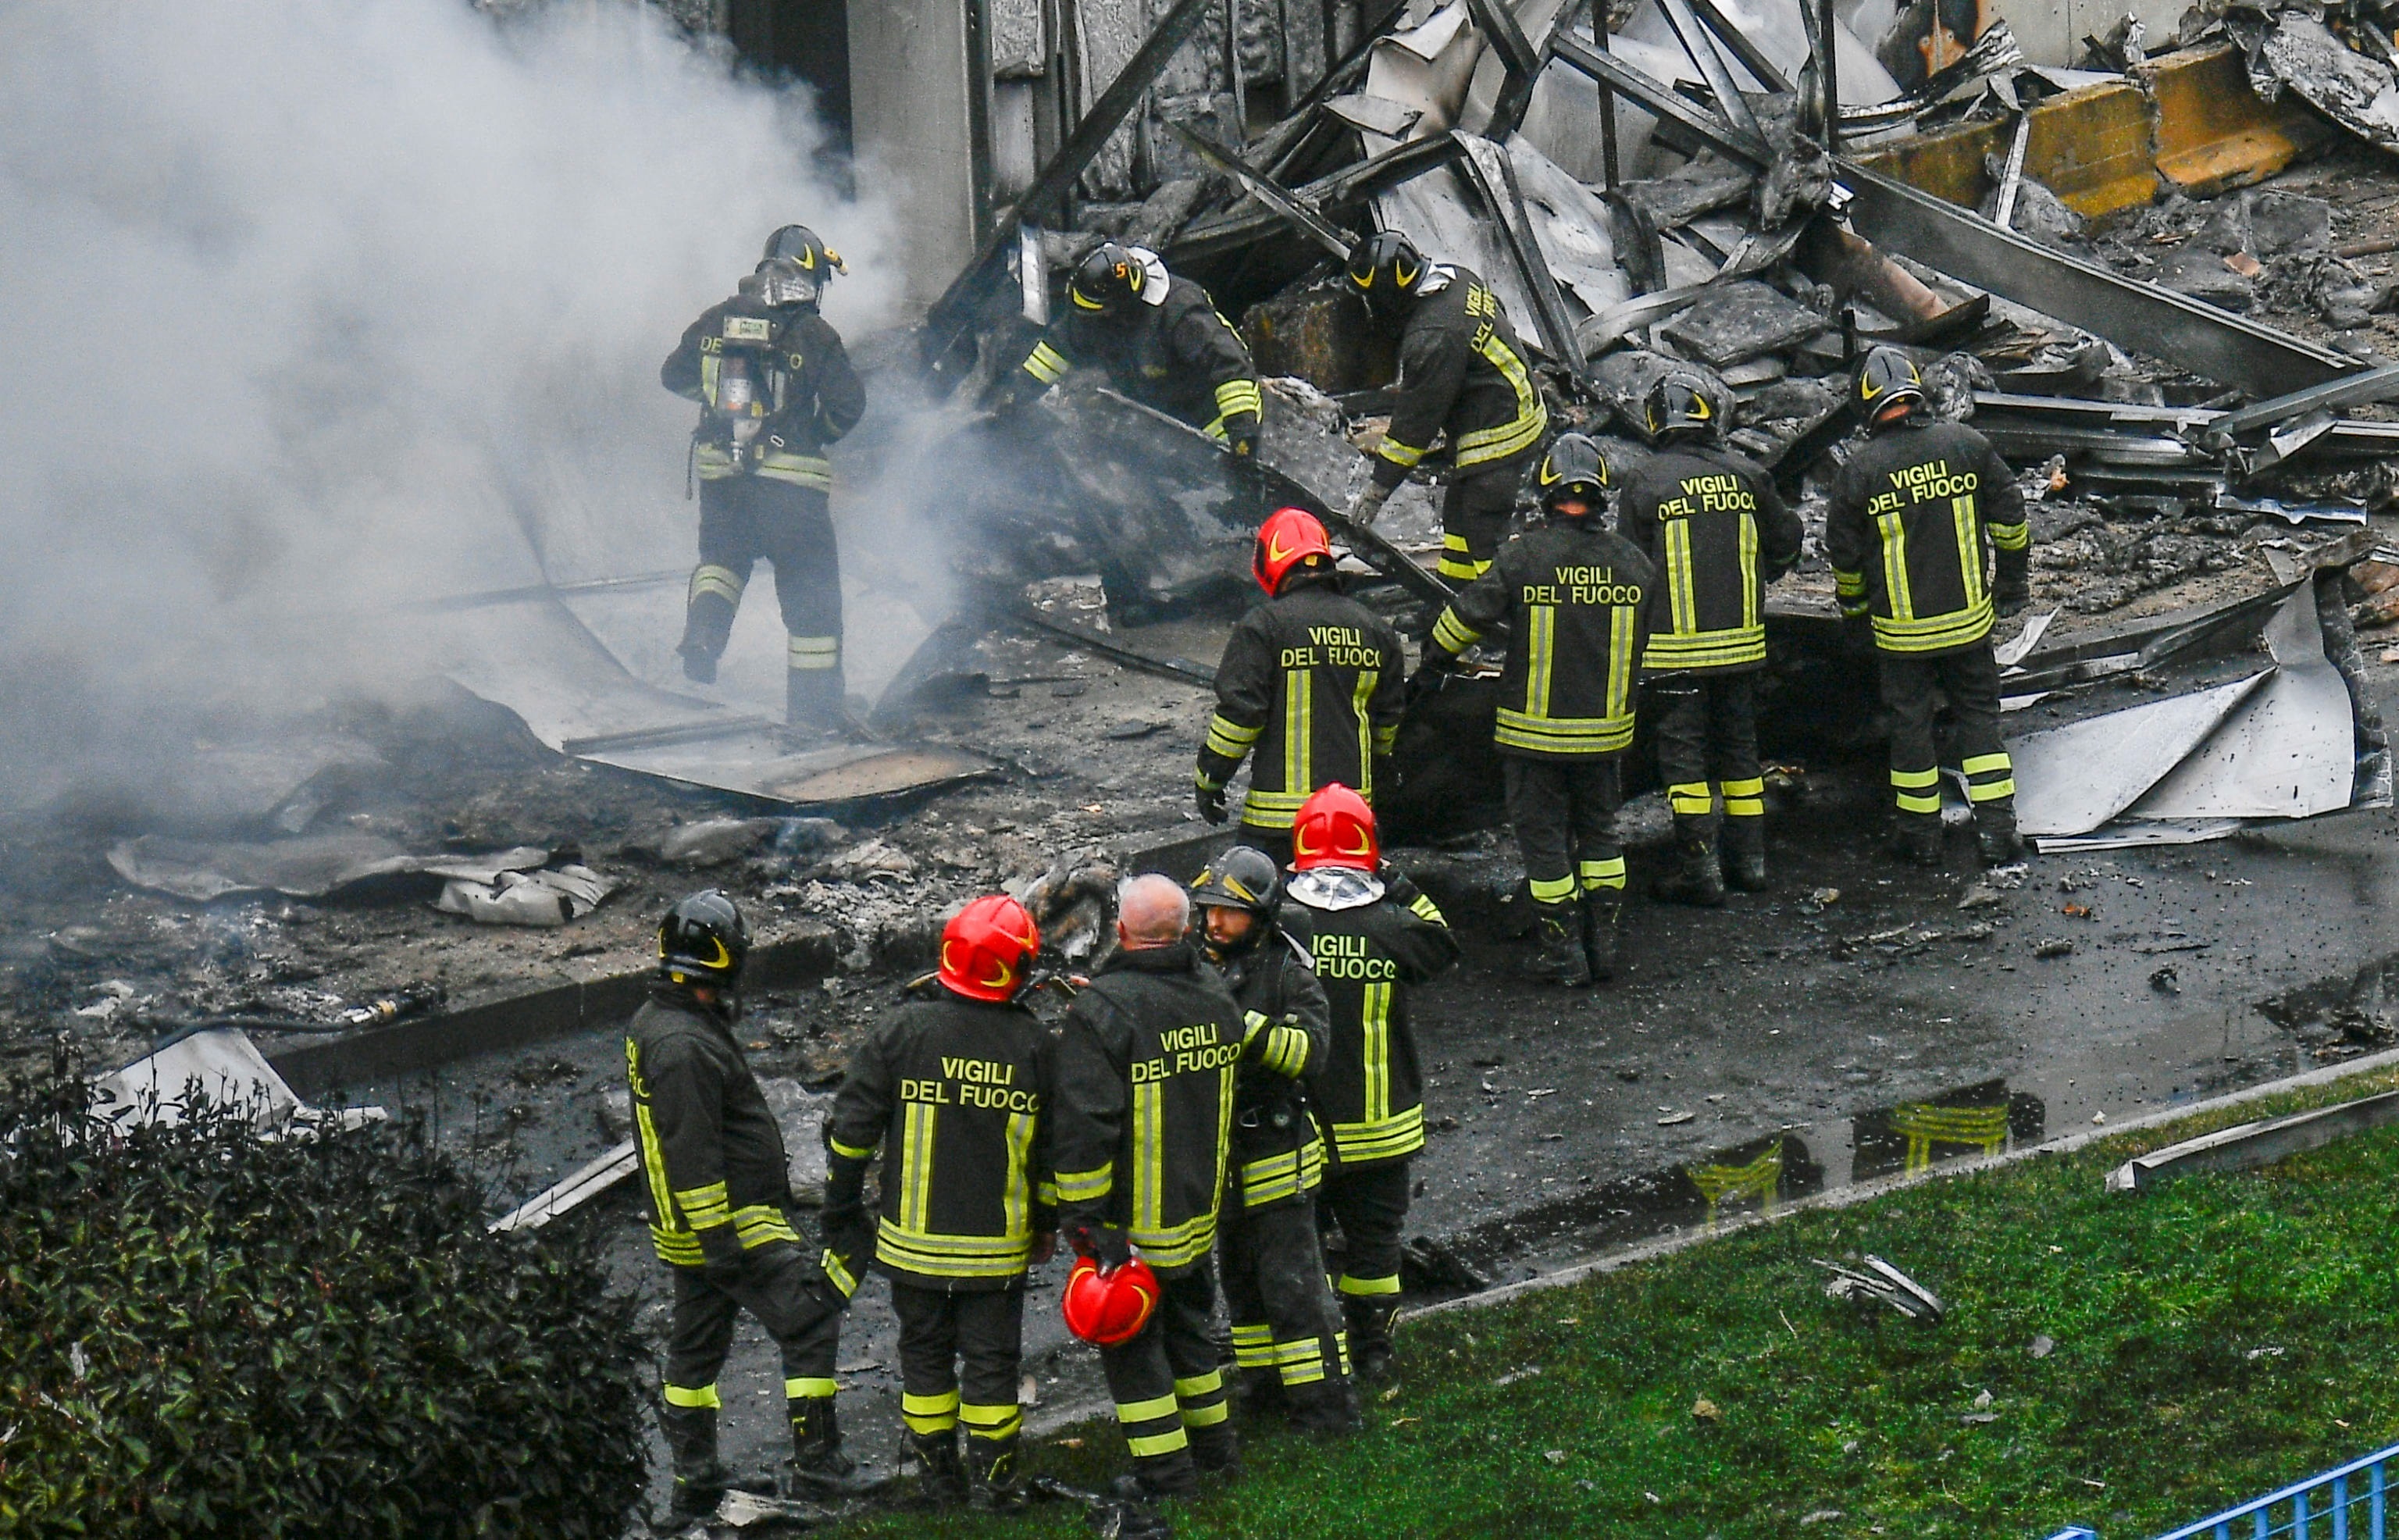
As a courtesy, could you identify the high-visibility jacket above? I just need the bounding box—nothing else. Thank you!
[1288,871,1460,1167]
[1007,254,1263,443]
[1824,420,2028,655]
[1615,446,1802,674]
[661,297,864,488]
[1430,518,1658,758]
[1368,266,1549,494]
[821,988,1054,1292]
[1215,914,1331,1211]
[1198,577,1407,831]
[1048,940,1243,1278]
[626,986,808,1271]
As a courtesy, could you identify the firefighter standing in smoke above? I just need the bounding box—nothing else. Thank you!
[990,241,1264,455]
[661,225,865,729]
[1424,434,1656,988]
[1283,786,1460,1385]
[1341,232,1549,585]
[1826,348,2031,868]
[1196,508,1406,862]
[1614,372,1802,907]
[1048,875,1246,1499]
[1188,847,1360,1436]
[821,895,1053,1512]
[626,891,871,1531]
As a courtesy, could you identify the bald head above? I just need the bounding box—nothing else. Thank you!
[1117,874,1191,950]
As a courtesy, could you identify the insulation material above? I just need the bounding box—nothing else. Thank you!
[435,864,616,927]
[106,833,551,904]
[1374,166,1547,347]
[1506,136,1633,315]
[1360,2,1485,144]
[93,1029,300,1131]
[1075,0,1150,197]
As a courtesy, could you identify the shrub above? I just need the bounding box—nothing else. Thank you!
[0,1067,648,1537]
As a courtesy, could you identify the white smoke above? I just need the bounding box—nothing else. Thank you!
[0,0,899,810]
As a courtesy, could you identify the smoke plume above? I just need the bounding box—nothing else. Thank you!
[0,0,896,813]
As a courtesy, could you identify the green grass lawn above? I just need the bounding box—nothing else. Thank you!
[836,1067,2399,1540]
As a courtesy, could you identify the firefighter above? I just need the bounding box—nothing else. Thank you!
[1196,507,1407,863]
[1189,848,1359,1436]
[1616,372,1803,905]
[1284,786,1460,1384]
[821,895,1053,1511]
[990,241,1264,456]
[1340,232,1549,585]
[661,224,866,729]
[1826,348,2031,867]
[1049,874,1246,1499]
[1424,434,1656,986]
[626,891,871,1531]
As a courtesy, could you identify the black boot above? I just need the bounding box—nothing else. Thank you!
[1581,893,1622,983]
[1720,817,1768,892]
[678,586,736,686]
[1110,1448,1199,1501]
[1285,1377,1364,1437]
[786,665,844,732]
[679,644,719,685]
[1188,1421,1241,1478]
[1885,814,1942,868]
[661,1402,729,1531]
[904,1427,968,1509]
[1522,900,1592,986]
[1236,1367,1288,1424]
[1650,818,1726,908]
[786,1398,880,1498]
[1974,800,2026,867]
[965,1431,1026,1513]
[1342,1298,1400,1386]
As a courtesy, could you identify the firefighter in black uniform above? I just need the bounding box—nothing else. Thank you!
[627,891,870,1531]
[1284,786,1460,1385]
[1196,508,1407,862]
[1425,434,1656,986]
[1826,348,2031,867]
[1050,874,1246,1499]
[661,225,866,729]
[822,894,1052,1511]
[991,241,1264,455]
[1189,848,1359,1436]
[1616,373,1804,905]
[1341,232,1549,585]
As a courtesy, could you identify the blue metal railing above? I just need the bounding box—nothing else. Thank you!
[2045,1442,2399,1540]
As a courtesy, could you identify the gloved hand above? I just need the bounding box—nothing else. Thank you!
[1196,780,1229,825]
[1070,1221,1134,1271]
[1229,428,1258,459]
[1406,651,1453,702]
[1994,586,2030,619]
[697,1222,746,1284]
[1348,481,1392,528]
[1030,1231,1058,1267]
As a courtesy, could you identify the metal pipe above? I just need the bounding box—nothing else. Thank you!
[1591,1,1620,189]
[1819,0,1839,151]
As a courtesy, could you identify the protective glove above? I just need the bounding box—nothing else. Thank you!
[1228,427,1259,459]
[1348,481,1393,528]
[1196,780,1229,825]
[1069,1221,1134,1271]
[1405,651,1453,703]
[1994,586,2031,619]
[697,1221,746,1284]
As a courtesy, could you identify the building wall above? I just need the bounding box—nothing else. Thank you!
[849,0,982,315]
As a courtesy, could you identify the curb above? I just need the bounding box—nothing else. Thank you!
[1407,1042,2399,1321]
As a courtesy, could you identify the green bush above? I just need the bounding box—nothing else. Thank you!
[0,1068,648,1537]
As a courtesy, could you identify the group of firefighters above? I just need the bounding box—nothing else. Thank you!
[641,223,2040,1525]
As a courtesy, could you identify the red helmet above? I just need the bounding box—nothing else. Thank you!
[937,894,1041,1003]
[1291,783,1378,872]
[1062,1255,1161,1346]
[1253,507,1333,595]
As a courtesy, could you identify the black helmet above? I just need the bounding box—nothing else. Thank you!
[761,223,847,277]
[1190,846,1281,918]
[1068,241,1150,317]
[1537,433,1610,512]
[658,889,750,987]
[1645,371,1720,443]
[1857,346,1927,430]
[1343,231,1428,319]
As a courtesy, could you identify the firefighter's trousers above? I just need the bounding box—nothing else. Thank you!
[1099,1266,1224,1483]
[682,476,844,725]
[1221,1196,1347,1392]
[1649,671,1763,834]
[662,1239,844,1431]
[1502,754,1625,906]
[891,1282,1025,1478]
[1435,463,1529,585]
[1877,640,2012,825]
[1317,1156,1410,1301]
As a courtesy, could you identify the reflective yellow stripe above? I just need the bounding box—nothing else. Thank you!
[1721,775,1765,818]
[1456,329,1547,469]
[1214,379,1264,418]
[688,565,745,606]
[1833,568,1866,600]
[1117,1393,1178,1422]
[1579,857,1626,891]
[1967,778,2016,802]
[1182,1399,1231,1427]
[1023,340,1069,385]
[961,1403,1022,1438]
[1337,1272,1403,1296]
[1205,712,1264,759]
[1990,518,2030,552]
[1526,605,1555,718]
[1667,782,1713,816]
[1003,1110,1036,1242]
[1530,874,1577,903]
[902,1102,936,1232]
[1285,668,1312,793]
[1954,497,1984,608]
[1871,598,1993,652]
[1880,511,1913,622]
[1891,767,1940,788]
[664,1381,722,1409]
[828,1135,874,1161]
[1378,437,1427,469]
[733,1205,798,1249]
[785,1377,836,1398]
[1961,753,2012,775]
[1494,709,1634,754]
[754,452,832,489]
[1362,982,1391,1126]
[820,1249,858,1299]
[1642,625,1767,670]
[1128,1429,1190,1456]
[1238,1137,1326,1207]
[787,634,839,669]
[1431,608,1481,654]
[674,1180,732,1229]
[1175,1371,1223,1399]
[1740,512,1759,631]
[874,1217,1035,1277]
[1410,893,1445,924]
[1353,667,1379,801]
[904,1390,961,1416]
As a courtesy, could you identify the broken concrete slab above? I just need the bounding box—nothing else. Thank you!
[2240,11,2399,155]
[1656,278,1830,366]
[107,832,551,904]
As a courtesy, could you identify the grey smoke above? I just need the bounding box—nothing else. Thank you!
[0,0,899,811]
